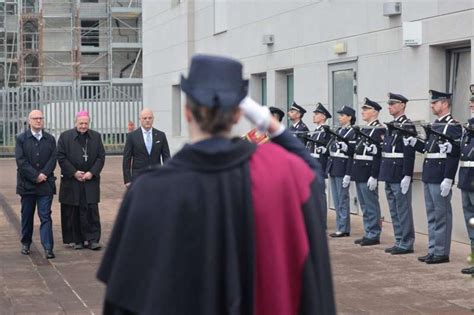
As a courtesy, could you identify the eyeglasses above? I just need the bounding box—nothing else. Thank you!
[30,117,44,121]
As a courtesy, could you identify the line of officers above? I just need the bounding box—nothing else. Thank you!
[285,86,474,275]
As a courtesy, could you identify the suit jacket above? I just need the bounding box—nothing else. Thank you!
[123,127,170,184]
[15,130,57,196]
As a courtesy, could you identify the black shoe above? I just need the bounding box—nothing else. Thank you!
[21,244,30,255]
[329,232,350,238]
[417,253,433,262]
[88,242,102,250]
[74,243,84,250]
[384,246,396,253]
[425,255,449,264]
[354,238,365,244]
[45,249,55,259]
[461,266,474,275]
[360,238,380,246]
[390,247,414,255]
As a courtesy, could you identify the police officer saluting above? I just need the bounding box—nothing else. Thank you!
[352,98,384,246]
[379,93,416,255]
[459,85,474,275]
[288,101,309,145]
[405,90,462,264]
[308,102,332,228]
[327,106,356,237]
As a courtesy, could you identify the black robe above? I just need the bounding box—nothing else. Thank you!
[97,137,335,315]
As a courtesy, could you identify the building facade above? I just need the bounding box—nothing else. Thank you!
[143,0,474,243]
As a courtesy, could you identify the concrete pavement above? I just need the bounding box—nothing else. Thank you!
[0,156,473,314]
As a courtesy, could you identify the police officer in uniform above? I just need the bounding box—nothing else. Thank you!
[378,93,416,255]
[327,106,356,237]
[459,85,474,275]
[308,102,332,229]
[406,90,462,264]
[288,101,309,145]
[352,98,384,246]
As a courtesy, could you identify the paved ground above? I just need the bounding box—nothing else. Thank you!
[0,156,473,314]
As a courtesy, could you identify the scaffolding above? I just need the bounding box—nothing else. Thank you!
[0,0,143,149]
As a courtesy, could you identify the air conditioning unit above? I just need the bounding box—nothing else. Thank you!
[383,2,401,17]
[262,35,274,46]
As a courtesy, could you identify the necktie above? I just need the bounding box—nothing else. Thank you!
[146,131,152,155]
[35,133,41,141]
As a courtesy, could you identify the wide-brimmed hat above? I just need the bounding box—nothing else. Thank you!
[180,54,248,108]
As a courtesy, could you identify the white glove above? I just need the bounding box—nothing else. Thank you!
[403,136,417,147]
[342,175,351,188]
[365,144,378,155]
[337,141,348,152]
[316,146,327,154]
[438,142,452,154]
[440,178,453,197]
[239,97,271,132]
[367,176,377,191]
[400,176,411,195]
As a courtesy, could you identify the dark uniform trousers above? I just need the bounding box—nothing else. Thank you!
[351,120,383,241]
[378,115,415,250]
[414,114,462,257]
[458,118,474,251]
[327,126,356,233]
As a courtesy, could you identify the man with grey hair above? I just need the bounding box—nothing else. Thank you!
[122,108,170,187]
[15,110,57,259]
[57,111,105,250]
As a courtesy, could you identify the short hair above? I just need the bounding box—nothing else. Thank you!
[186,97,239,134]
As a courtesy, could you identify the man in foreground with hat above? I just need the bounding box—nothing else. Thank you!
[288,101,309,145]
[458,84,474,274]
[308,102,332,229]
[378,92,416,255]
[57,111,105,251]
[405,90,462,264]
[97,54,335,315]
[352,98,384,246]
[327,105,356,237]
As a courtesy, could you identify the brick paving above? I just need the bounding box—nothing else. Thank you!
[0,156,473,314]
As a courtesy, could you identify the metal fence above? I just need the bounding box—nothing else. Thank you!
[0,83,142,150]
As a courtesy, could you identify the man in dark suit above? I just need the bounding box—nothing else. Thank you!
[123,108,170,187]
[15,109,57,259]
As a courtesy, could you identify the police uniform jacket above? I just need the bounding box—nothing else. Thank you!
[379,115,416,183]
[327,126,356,178]
[289,120,309,146]
[351,120,383,182]
[307,125,331,178]
[413,113,462,183]
[457,117,474,191]
[15,130,57,196]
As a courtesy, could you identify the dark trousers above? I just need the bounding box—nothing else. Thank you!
[61,203,101,244]
[20,194,54,250]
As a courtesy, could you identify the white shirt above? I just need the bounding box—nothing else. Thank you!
[31,129,42,141]
[141,127,152,142]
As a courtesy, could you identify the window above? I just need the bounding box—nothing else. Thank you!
[447,48,471,120]
[261,77,267,106]
[286,73,294,109]
[214,0,227,34]
[172,85,182,136]
[81,20,100,47]
[329,61,357,127]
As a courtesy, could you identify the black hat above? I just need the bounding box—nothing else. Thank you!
[470,84,474,102]
[269,107,285,122]
[337,105,355,117]
[429,90,452,103]
[289,102,307,115]
[362,97,382,111]
[180,54,248,108]
[387,92,409,104]
[313,102,332,119]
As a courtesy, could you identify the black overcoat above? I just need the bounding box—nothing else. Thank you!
[57,128,105,205]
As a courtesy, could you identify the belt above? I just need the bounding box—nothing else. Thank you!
[460,161,474,168]
[426,153,447,159]
[382,152,404,158]
[330,152,349,159]
[354,154,373,161]
[311,153,320,158]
